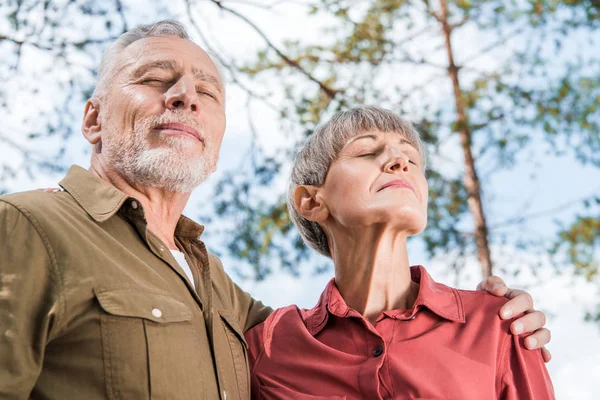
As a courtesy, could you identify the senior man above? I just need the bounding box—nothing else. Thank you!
[0,20,550,400]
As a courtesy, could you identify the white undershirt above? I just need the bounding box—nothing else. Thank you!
[170,250,195,287]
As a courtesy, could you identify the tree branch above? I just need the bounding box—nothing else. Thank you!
[440,0,494,277]
[114,0,129,31]
[208,0,340,99]
[184,0,285,115]
[490,188,600,230]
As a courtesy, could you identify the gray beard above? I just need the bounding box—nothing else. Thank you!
[103,113,217,193]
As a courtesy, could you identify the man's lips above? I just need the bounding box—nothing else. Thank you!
[153,122,203,142]
[378,179,415,193]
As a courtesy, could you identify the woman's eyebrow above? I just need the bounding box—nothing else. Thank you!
[347,134,378,145]
[398,138,416,147]
[345,134,417,152]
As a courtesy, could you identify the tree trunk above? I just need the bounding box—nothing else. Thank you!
[439,0,493,278]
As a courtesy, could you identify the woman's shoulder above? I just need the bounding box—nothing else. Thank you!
[456,287,511,308]
[244,304,314,364]
[416,266,511,330]
[451,287,513,333]
[244,304,306,342]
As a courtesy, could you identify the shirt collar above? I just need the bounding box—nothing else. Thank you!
[58,165,205,238]
[304,265,466,336]
[175,214,205,238]
[59,165,128,223]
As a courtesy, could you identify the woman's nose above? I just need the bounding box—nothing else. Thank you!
[384,148,410,173]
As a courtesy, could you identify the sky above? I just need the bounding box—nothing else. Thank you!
[1,0,599,398]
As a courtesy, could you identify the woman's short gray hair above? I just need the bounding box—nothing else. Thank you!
[93,20,223,98]
[287,106,426,257]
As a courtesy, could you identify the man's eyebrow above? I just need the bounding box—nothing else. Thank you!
[131,60,179,79]
[192,67,223,93]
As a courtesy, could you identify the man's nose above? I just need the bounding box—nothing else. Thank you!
[165,77,200,113]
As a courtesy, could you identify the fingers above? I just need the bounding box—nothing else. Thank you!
[500,289,533,319]
[510,311,547,335]
[521,327,551,351]
[541,347,552,363]
[479,280,552,363]
[477,275,508,297]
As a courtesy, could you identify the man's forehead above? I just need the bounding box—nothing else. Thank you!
[118,36,219,77]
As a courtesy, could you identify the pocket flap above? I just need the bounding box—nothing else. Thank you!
[218,309,248,348]
[94,286,192,323]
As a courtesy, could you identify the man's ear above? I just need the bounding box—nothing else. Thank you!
[82,99,102,145]
[294,185,329,222]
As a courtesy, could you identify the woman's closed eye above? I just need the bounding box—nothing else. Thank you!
[356,148,381,157]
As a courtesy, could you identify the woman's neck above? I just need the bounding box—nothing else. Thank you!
[331,227,419,324]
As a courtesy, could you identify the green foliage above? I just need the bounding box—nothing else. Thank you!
[553,200,600,321]
[212,0,600,284]
[555,206,600,280]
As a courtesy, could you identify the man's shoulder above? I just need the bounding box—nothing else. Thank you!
[1,189,70,215]
[0,188,86,233]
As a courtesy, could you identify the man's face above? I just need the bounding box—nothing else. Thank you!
[99,35,226,192]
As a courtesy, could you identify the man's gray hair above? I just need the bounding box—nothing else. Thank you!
[287,106,427,257]
[93,20,208,98]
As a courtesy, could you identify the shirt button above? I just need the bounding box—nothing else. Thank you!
[131,200,138,209]
[151,308,162,318]
[410,315,417,320]
[372,345,383,357]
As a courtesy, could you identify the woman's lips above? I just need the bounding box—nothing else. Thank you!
[378,179,415,193]
[153,122,203,142]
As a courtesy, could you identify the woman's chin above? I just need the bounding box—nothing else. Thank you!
[379,209,427,235]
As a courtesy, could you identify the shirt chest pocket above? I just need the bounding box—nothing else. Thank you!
[94,286,209,400]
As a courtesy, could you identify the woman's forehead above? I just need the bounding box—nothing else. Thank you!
[342,129,418,148]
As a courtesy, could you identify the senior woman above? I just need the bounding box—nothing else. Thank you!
[245,106,554,399]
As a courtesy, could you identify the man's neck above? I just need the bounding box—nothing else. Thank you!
[89,159,190,250]
[330,226,419,325]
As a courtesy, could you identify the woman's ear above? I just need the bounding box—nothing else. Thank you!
[294,185,329,222]
[82,99,102,145]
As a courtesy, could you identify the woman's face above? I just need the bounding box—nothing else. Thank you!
[319,130,428,236]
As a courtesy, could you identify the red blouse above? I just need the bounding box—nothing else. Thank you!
[245,266,554,399]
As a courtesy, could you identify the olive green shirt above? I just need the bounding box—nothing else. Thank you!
[0,165,273,400]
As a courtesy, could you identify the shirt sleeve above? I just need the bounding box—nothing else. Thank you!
[0,200,62,398]
[207,253,273,332]
[498,332,555,400]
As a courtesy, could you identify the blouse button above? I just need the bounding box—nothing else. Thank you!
[372,345,383,357]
